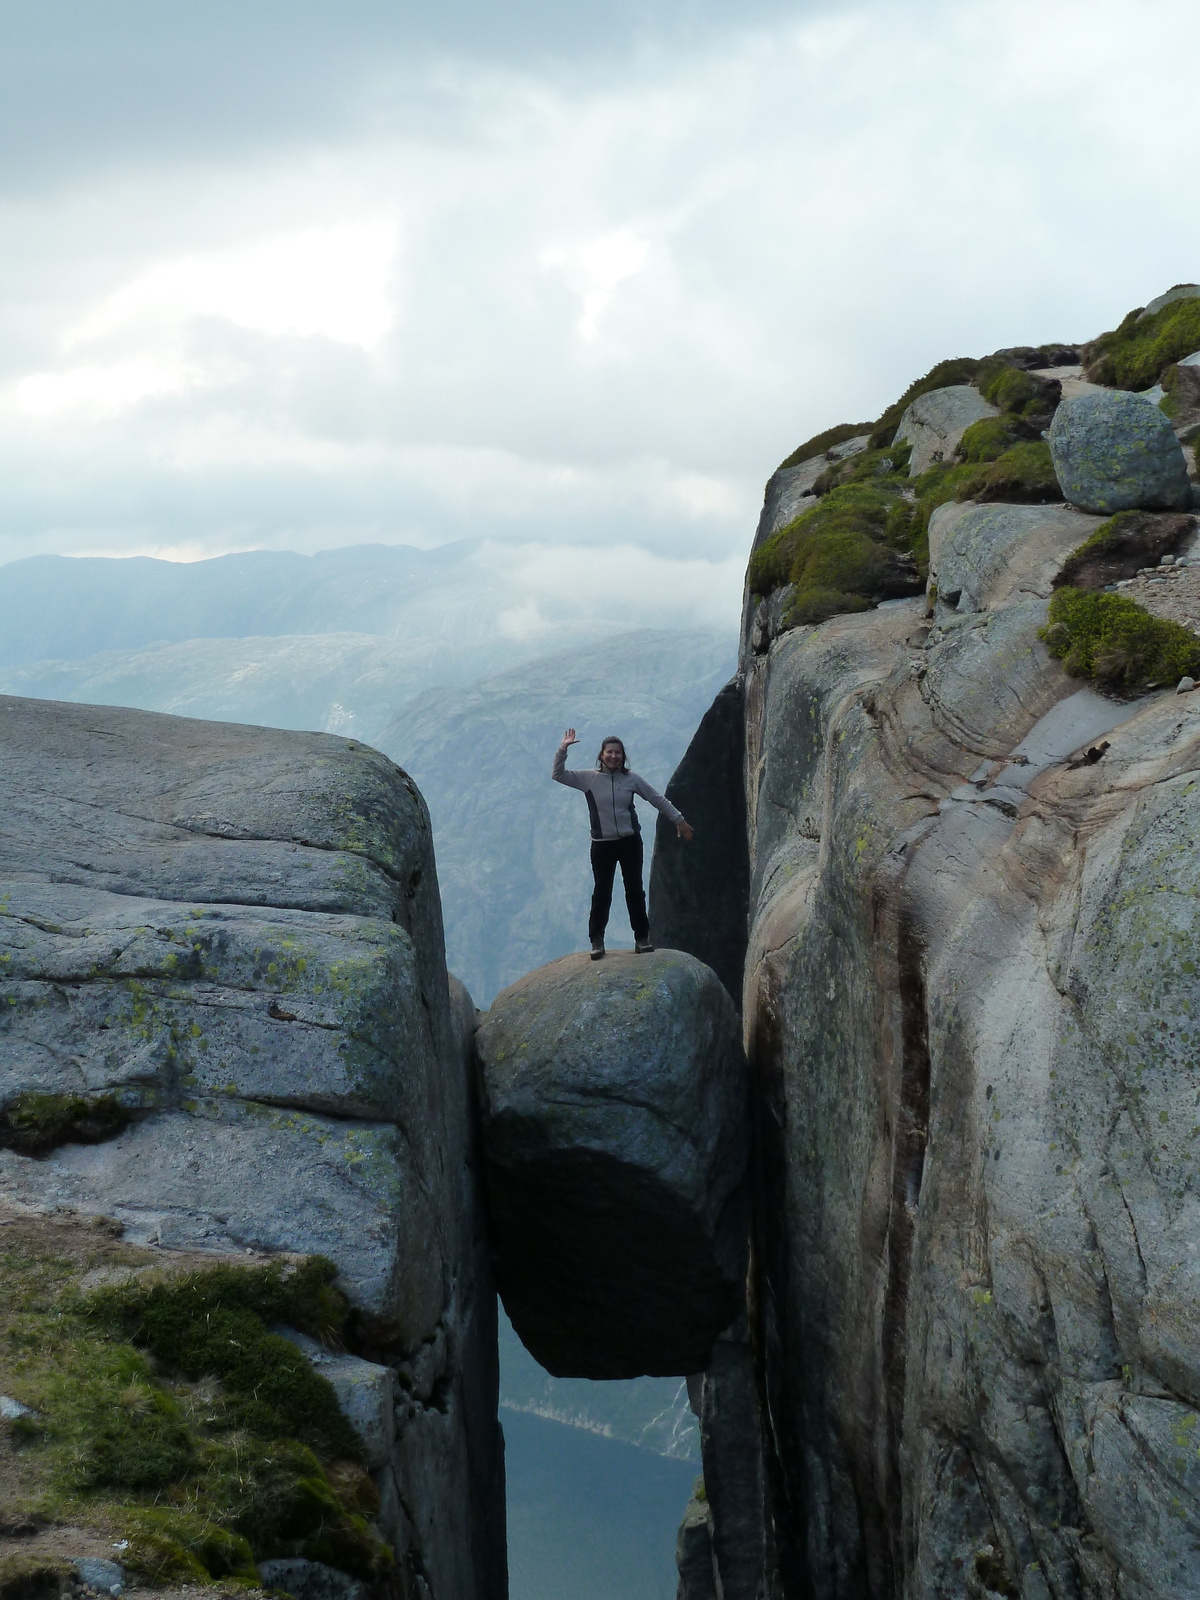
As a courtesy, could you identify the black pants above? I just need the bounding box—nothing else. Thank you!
[589,835,649,942]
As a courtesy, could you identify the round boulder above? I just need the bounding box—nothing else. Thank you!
[476,949,748,1379]
[1048,391,1193,513]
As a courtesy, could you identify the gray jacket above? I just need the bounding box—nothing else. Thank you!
[552,744,684,841]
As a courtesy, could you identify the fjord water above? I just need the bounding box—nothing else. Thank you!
[504,1411,697,1600]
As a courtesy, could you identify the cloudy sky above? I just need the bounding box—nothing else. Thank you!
[1,0,1197,634]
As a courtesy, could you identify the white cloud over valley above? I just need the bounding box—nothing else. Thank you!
[1,0,1198,637]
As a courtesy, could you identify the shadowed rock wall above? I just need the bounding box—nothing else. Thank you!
[648,678,750,1011]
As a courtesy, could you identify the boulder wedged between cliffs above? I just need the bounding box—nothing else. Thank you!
[475,948,749,1380]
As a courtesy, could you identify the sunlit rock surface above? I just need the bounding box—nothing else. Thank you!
[476,949,748,1380]
[0,694,505,1600]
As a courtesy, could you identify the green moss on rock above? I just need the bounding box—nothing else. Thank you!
[957,440,1062,504]
[0,1094,132,1157]
[1084,296,1200,391]
[86,1259,361,1458]
[955,416,1029,464]
[749,450,924,625]
[1040,587,1200,689]
[776,422,873,472]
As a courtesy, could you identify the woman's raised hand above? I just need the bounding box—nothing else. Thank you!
[562,727,579,747]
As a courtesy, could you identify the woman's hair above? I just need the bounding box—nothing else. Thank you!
[596,736,629,773]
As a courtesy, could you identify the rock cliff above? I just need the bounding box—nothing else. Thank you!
[0,696,504,1600]
[658,294,1200,1599]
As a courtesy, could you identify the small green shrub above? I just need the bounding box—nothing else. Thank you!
[748,450,924,626]
[0,1094,132,1157]
[868,356,981,449]
[1040,587,1200,688]
[125,1508,258,1585]
[979,364,1039,413]
[1084,294,1200,390]
[956,416,1028,464]
[812,440,912,496]
[776,422,873,473]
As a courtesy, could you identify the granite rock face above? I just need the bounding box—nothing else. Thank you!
[476,949,749,1379]
[0,695,504,1600]
[1049,390,1193,513]
[734,485,1200,1595]
[894,385,998,476]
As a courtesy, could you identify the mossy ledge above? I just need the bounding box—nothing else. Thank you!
[748,445,924,624]
[750,430,1062,623]
[1039,587,1200,690]
[0,1215,392,1596]
[1083,293,1200,391]
[1054,510,1198,591]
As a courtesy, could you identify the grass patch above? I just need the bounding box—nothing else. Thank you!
[868,357,981,449]
[85,1259,362,1458]
[1083,296,1200,391]
[1040,587,1200,689]
[776,422,872,473]
[0,1555,73,1600]
[902,441,1062,554]
[0,1095,132,1158]
[0,1224,390,1593]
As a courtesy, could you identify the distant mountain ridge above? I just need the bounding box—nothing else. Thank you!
[0,542,478,669]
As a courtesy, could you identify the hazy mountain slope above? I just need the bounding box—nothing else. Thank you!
[0,631,513,742]
[376,628,735,1005]
[0,543,477,668]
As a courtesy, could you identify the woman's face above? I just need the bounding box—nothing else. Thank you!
[601,742,625,771]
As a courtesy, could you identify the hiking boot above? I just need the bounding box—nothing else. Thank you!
[634,939,655,954]
[590,938,605,960]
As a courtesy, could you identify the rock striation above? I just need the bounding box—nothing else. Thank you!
[475,949,748,1379]
[0,695,504,1600]
[732,467,1200,1598]
[1049,390,1194,513]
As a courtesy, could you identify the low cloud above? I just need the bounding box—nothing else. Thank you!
[0,0,1198,633]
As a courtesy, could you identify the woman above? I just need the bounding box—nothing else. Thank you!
[553,728,694,959]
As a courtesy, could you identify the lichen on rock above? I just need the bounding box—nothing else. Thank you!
[1049,390,1194,514]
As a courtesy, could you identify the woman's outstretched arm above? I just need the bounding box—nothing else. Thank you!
[631,774,694,840]
[552,727,588,788]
